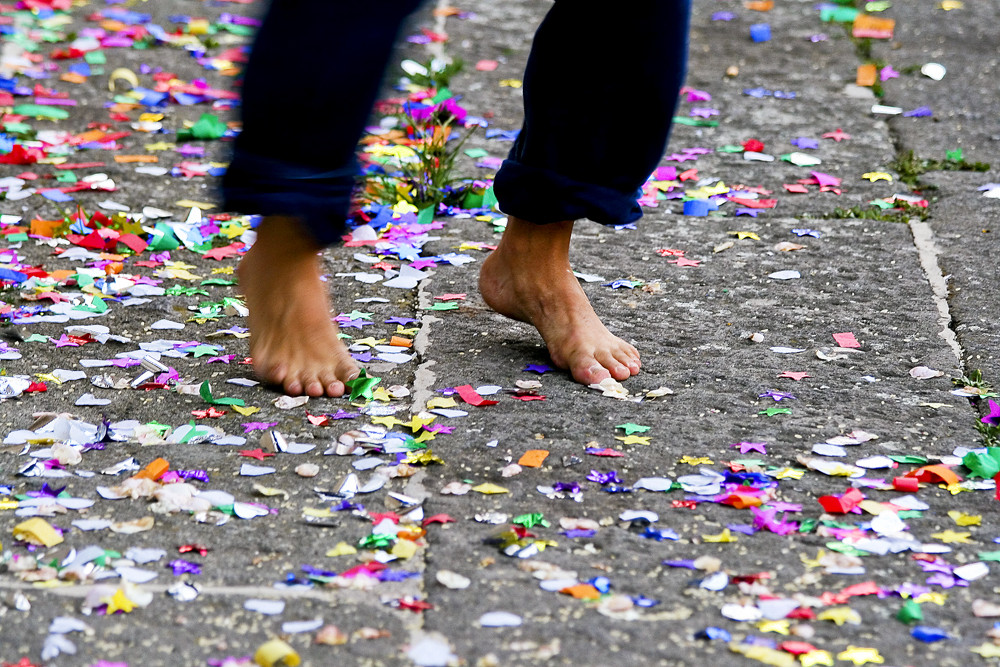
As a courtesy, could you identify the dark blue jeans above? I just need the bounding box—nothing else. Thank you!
[222,0,692,247]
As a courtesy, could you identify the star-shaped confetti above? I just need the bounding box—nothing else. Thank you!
[523,363,552,374]
[728,230,760,240]
[732,441,767,455]
[238,449,275,461]
[759,407,792,417]
[345,369,381,401]
[930,530,972,544]
[105,588,136,614]
[822,128,851,142]
[836,647,883,666]
[779,371,812,381]
[615,435,651,445]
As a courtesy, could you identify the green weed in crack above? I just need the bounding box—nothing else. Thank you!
[953,369,1000,447]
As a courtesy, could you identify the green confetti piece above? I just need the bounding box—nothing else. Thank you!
[417,206,435,225]
[12,104,70,120]
[85,50,106,64]
[826,541,867,557]
[482,185,499,211]
[888,455,928,464]
[716,145,745,153]
[897,599,923,623]
[978,551,1000,562]
[200,278,237,286]
[345,369,381,401]
[512,513,550,529]
[672,116,719,127]
[198,380,245,407]
[177,113,228,141]
[464,148,489,159]
[425,302,459,311]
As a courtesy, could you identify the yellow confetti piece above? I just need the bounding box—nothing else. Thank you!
[499,79,523,88]
[728,230,760,240]
[971,643,1000,658]
[391,540,419,560]
[326,542,357,557]
[702,528,737,543]
[729,642,796,667]
[371,387,393,402]
[913,591,947,606]
[948,510,982,526]
[816,606,861,626]
[755,619,791,635]
[231,405,261,417]
[175,200,217,209]
[836,646,884,666]
[105,588,136,614]
[13,518,63,547]
[931,529,972,544]
[615,435,651,445]
[472,483,509,495]
[799,650,835,667]
[412,430,436,444]
[861,171,893,182]
[302,507,334,519]
[0,499,17,511]
[254,639,300,667]
[426,397,458,409]
[939,0,962,8]
[252,484,288,499]
[679,455,713,465]
[771,467,805,480]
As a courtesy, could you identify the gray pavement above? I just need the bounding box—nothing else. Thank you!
[0,1,999,666]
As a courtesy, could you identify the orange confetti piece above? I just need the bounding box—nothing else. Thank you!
[114,155,158,164]
[389,336,413,348]
[853,14,895,39]
[29,218,63,238]
[745,0,774,10]
[60,72,87,84]
[560,583,601,600]
[907,464,960,486]
[134,457,169,481]
[517,449,549,468]
[856,64,877,87]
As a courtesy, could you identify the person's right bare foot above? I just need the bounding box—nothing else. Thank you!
[237,216,359,397]
[478,216,641,386]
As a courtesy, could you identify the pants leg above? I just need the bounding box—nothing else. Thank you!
[493,0,692,226]
[222,0,424,246]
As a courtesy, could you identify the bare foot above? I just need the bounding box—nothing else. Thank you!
[237,216,359,397]
[478,216,641,385]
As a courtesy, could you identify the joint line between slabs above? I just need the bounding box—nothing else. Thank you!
[908,220,964,368]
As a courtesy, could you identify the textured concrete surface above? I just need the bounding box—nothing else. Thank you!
[0,0,998,666]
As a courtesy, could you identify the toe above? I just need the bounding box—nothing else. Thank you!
[303,379,324,397]
[284,377,304,396]
[613,347,641,376]
[596,349,631,381]
[326,381,345,398]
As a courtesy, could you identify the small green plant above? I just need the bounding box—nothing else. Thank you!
[822,202,929,222]
[953,370,1000,447]
[362,108,477,210]
[890,149,991,189]
[403,58,465,90]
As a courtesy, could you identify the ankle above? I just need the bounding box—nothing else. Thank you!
[496,216,574,260]
[252,216,324,260]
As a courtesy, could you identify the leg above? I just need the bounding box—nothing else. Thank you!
[484,0,692,384]
[224,0,423,396]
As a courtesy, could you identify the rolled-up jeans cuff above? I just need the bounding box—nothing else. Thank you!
[492,159,643,226]
[222,151,356,247]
